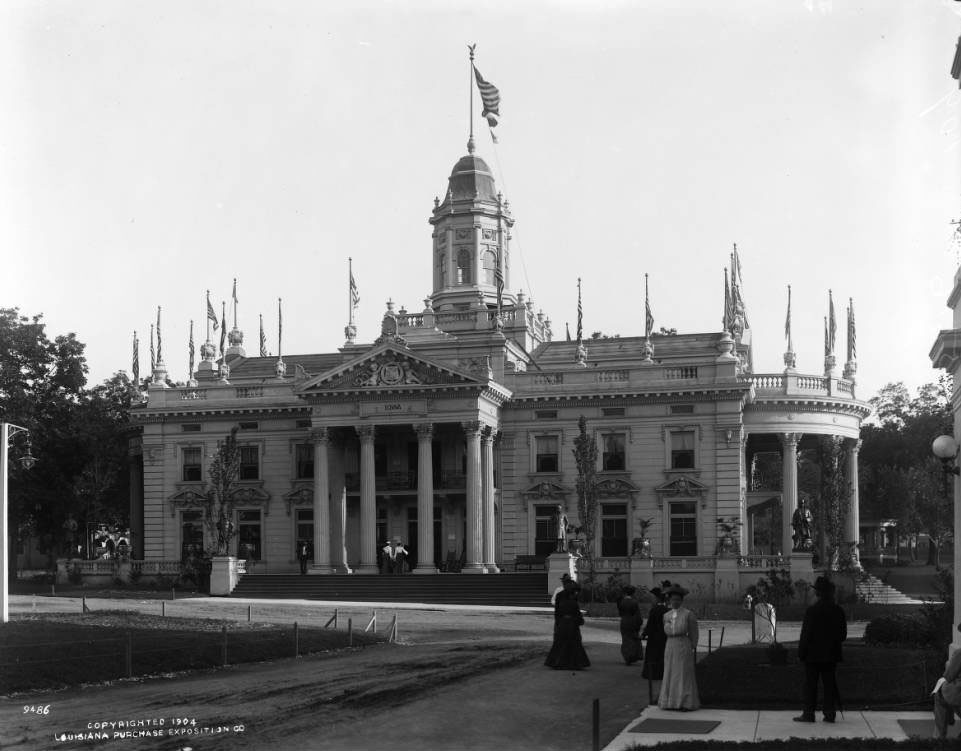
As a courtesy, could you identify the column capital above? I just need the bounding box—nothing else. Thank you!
[355,424,376,443]
[481,425,498,444]
[309,427,330,445]
[844,437,863,454]
[461,420,482,437]
[414,422,434,441]
[779,432,803,449]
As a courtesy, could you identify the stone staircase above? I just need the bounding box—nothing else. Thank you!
[230,572,550,607]
[856,573,929,605]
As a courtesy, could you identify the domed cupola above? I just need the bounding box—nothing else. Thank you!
[427,145,514,312]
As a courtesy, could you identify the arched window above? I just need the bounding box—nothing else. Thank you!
[456,248,472,285]
[482,250,497,286]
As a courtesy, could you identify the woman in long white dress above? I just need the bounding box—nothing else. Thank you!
[657,583,700,711]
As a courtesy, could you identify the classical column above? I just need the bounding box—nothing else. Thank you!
[482,426,499,573]
[780,433,801,557]
[463,421,484,572]
[308,429,333,573]
[844,438,862,569]
[414,423,436,574]
[328,433,349,573]
[356,425,378,573]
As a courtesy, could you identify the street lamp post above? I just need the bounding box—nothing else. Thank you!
[933,434,961,653]
[2,423,36,624]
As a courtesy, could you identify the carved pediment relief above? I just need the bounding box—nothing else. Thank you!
[522,481,571,501]
[299,344,482,393]
[168,483,208,517]
[228,483,272,514]
[283,483,314,516]
[594,478,640,498]
[654,475,710,509]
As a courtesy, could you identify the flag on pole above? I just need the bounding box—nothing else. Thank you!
[132,331,140,384]
[350,266,360,309]
[219,302,227,357]
[644,274,654,338]
[824,316,830,357]
[278,297,283,358]
[207,291,219,330]
[847,298,856,361]
[232,278,238,305]
[156,306,163,363]
[259,314,268,357]
[723,269,734,332]
[576,278,583,345]
[188,319,195,377]
[149,324,156,371]
[784,285,793,347]
[828,290,837,354]
[472,64,501,128]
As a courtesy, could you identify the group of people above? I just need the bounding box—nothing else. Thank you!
[380,540,409,574]
[544,573,852,720]
[544,575,701,711]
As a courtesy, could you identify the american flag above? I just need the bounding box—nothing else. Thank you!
[132,331,139,384]
[219,302,226,357]
[259,314,268,357]
[149,324,156,371]
[207,292,219,330]
[472,64,500,128]
[188,319,195,376]
[350,269,360,309]
[785,285,793,345]
[828,290,837,354]
[576,278,583,344]
[645,274,654,338]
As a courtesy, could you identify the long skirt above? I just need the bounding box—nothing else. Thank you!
[544,617,591,670]
[658,636,700,710]
[620,626,643,665]
[642,636,666,680]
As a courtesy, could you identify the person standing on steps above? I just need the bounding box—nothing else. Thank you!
[794,576,847,724]
[297,540,310,575]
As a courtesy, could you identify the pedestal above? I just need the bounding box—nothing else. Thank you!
[714,556,740,602]
[629,556,655,593]
[547,553,577,596]
[789,553,815,586]
[210,556,242,595]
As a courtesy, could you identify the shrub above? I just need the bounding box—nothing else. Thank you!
[577,571,628,603]
[863,612,940,648]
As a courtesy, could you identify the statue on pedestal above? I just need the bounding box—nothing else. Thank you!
[792,498,814,552]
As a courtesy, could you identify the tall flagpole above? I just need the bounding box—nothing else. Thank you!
[348,258,354,328]
[468,43,476,152]
[232,278,238,329]
[206,290,211,342]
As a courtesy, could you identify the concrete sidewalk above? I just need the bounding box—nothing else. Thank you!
[603,707,954,749]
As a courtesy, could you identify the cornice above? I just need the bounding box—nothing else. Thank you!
[511,384,751,406]
[131,406,309,422]
[746,398,872,420]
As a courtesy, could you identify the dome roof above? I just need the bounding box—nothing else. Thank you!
[446,153,498,203]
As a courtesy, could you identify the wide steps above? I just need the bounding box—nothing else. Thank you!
[856,574,927,605]
[230,572,549,607]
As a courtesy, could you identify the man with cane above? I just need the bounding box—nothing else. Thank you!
[794,576,847,724]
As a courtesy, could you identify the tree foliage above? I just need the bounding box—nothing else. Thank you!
[859,377,953,564]
[204,428,242,556]
[1,308,132,565]
[572,415,598,579]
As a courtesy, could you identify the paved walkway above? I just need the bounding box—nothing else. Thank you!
[603,707,952,748]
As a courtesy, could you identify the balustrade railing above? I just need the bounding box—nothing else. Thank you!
[179,389,207,400]
[797,375,826,390]
[651,556,716,569]
[235,386,264,399]
[595,370,629,383]
[664,366,698,380]
[751,375,784,390]
[739,555,789,569]
[533,373,564,386]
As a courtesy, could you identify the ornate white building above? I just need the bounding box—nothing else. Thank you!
[128,142,871,598]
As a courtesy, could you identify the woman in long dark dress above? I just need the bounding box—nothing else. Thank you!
[544,579,590,670]
[641,586,668,685]
[617,585,643,665]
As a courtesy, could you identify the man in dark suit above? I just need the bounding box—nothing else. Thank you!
[794,576,847,724]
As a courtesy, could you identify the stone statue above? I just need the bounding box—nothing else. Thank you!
[791,498,814,552]
[555,505,569,553]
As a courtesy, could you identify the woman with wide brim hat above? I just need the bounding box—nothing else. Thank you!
[658,583,700,711]
[544,573,590,670]
[642,584,670,686]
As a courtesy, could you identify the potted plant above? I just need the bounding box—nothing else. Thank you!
[632,517,654,559]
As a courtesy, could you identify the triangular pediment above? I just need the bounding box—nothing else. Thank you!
[654,475,710,496]
[594,477,641,498]
[521,481,572,500]
[297,343,484,394]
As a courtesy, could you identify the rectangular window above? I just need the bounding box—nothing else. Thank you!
[602,434,626,471]
[601,503,628,556]
[295,508,313,561]
[535,436,559,473]
[669,501,698,556]
[670,404,695,415]
[295,444,314,479]
[239,446,260,480]
[535,410,558,420]
[181,510,204,560]
[237,510,262,560]
[534,505,560,557]
[182,447,202,482]
[181,423,201,432]
[239,421,259,431]
[602,407,625,417]
[670,430,696,469]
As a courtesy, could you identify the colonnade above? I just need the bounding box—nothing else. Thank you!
[310,421,499,574]
[778,433,861,565]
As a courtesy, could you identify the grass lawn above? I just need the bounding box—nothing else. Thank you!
[0,610,384,694]
[696,640,944,710]
[624,740,958,750]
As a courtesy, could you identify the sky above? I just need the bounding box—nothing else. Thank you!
[1,0,959,405]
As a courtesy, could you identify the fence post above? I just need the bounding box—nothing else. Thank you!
[294,621,299,658]
[171,587,176,601]
[248,605,252,622]
[592,698,600,751]
[348,618,353,647]
[708,630,713,656]
[81,595,86,615]
[162,600,165,617]
[125,632,132,679]
[222,624,228,667]
[719,626,725,650]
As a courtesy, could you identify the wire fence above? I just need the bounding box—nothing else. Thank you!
[1,600,398,694]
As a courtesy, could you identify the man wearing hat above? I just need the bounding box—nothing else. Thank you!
[795,576,847,723]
